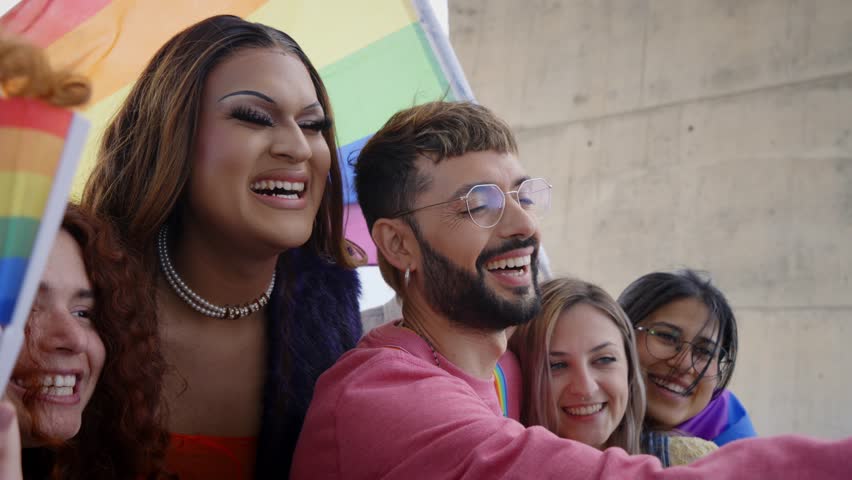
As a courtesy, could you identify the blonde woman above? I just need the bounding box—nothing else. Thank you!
[510,278,716,465]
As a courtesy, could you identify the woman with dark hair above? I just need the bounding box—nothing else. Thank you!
[618,269,756,451]
[4,204,168,479]
[81,15,362,479]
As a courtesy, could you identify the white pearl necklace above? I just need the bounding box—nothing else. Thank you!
[157,226,275,319]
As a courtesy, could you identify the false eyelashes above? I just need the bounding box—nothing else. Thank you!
[228,105,332,132]
[229,105,276,126]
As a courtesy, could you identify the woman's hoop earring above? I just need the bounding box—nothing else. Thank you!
[404,267,411,287]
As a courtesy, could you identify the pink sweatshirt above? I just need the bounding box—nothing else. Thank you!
[291,322,852,479]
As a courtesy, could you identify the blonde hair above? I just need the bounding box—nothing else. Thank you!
[0,35,90,106]
[510,277,646,454]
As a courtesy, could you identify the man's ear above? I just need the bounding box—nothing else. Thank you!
[371,218,419,272]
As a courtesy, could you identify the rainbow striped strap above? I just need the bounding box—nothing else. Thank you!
[493,363,509,418]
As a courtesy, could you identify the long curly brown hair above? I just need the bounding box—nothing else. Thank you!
[22,204,169,479]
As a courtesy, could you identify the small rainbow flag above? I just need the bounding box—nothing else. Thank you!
[0,96,89,389]
[0,0,474,267]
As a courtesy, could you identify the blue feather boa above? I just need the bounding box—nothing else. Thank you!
[255,248,361,478]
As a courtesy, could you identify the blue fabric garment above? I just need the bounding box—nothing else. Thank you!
[641,431,671,467]
[255,248,362,479]
[714,391,757,446]
[676,389,757,446]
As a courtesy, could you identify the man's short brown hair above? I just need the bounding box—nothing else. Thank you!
[355,101,518,296]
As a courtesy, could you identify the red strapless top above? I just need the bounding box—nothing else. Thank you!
[166,433,256,479]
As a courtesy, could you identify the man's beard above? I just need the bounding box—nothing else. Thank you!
[411,223,542,332]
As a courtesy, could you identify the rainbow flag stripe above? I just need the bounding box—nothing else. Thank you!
[0,95,88,395]
[0,98,75,326]
[1,0,474,265]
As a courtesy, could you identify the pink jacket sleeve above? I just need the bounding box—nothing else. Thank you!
[292,349,852,479]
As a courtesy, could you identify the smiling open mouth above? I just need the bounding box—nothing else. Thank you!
[649,374,689,396]
[485,254,532,277]
[12,374,78,397]
[563,402,606,416]
[250,180,305,199]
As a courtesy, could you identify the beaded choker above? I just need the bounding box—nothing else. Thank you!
[157,226,275,319]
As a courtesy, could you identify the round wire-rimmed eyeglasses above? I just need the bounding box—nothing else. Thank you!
[635,325,731,378]
[391,177,553,228]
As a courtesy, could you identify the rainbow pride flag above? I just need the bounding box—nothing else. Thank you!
[0,96,89,389]
[0,0,474,274]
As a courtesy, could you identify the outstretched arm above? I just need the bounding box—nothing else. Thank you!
[325,351,852,479]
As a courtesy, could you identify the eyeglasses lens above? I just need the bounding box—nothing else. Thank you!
[644,329,725,378]
[466,185,506,228]
[517,178,552,218]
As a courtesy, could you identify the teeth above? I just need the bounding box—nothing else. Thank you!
[250,180,306,193]
[486,254,532,271]
[40,386,74,397]
[50,375,75,388]
[564,403,605,416]
[12,375,76,388]
[651,376,687,395]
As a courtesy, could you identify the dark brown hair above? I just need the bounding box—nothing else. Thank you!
[354,101,518,297]
[618,269,738,403]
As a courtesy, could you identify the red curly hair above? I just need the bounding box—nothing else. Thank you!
[21,204,169,479]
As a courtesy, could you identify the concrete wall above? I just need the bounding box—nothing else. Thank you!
[450,0,852,438]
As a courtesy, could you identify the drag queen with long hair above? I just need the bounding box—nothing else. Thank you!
[83,15,362,479]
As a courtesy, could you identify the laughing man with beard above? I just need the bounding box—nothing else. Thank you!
[291,101,852,479]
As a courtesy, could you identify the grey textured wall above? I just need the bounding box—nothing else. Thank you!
[450,0,852,438]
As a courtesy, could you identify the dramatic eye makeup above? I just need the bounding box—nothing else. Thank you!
[220,90,332,132]
[220,90,276,127]
[298,116,332,133]
[228,105,276,127]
